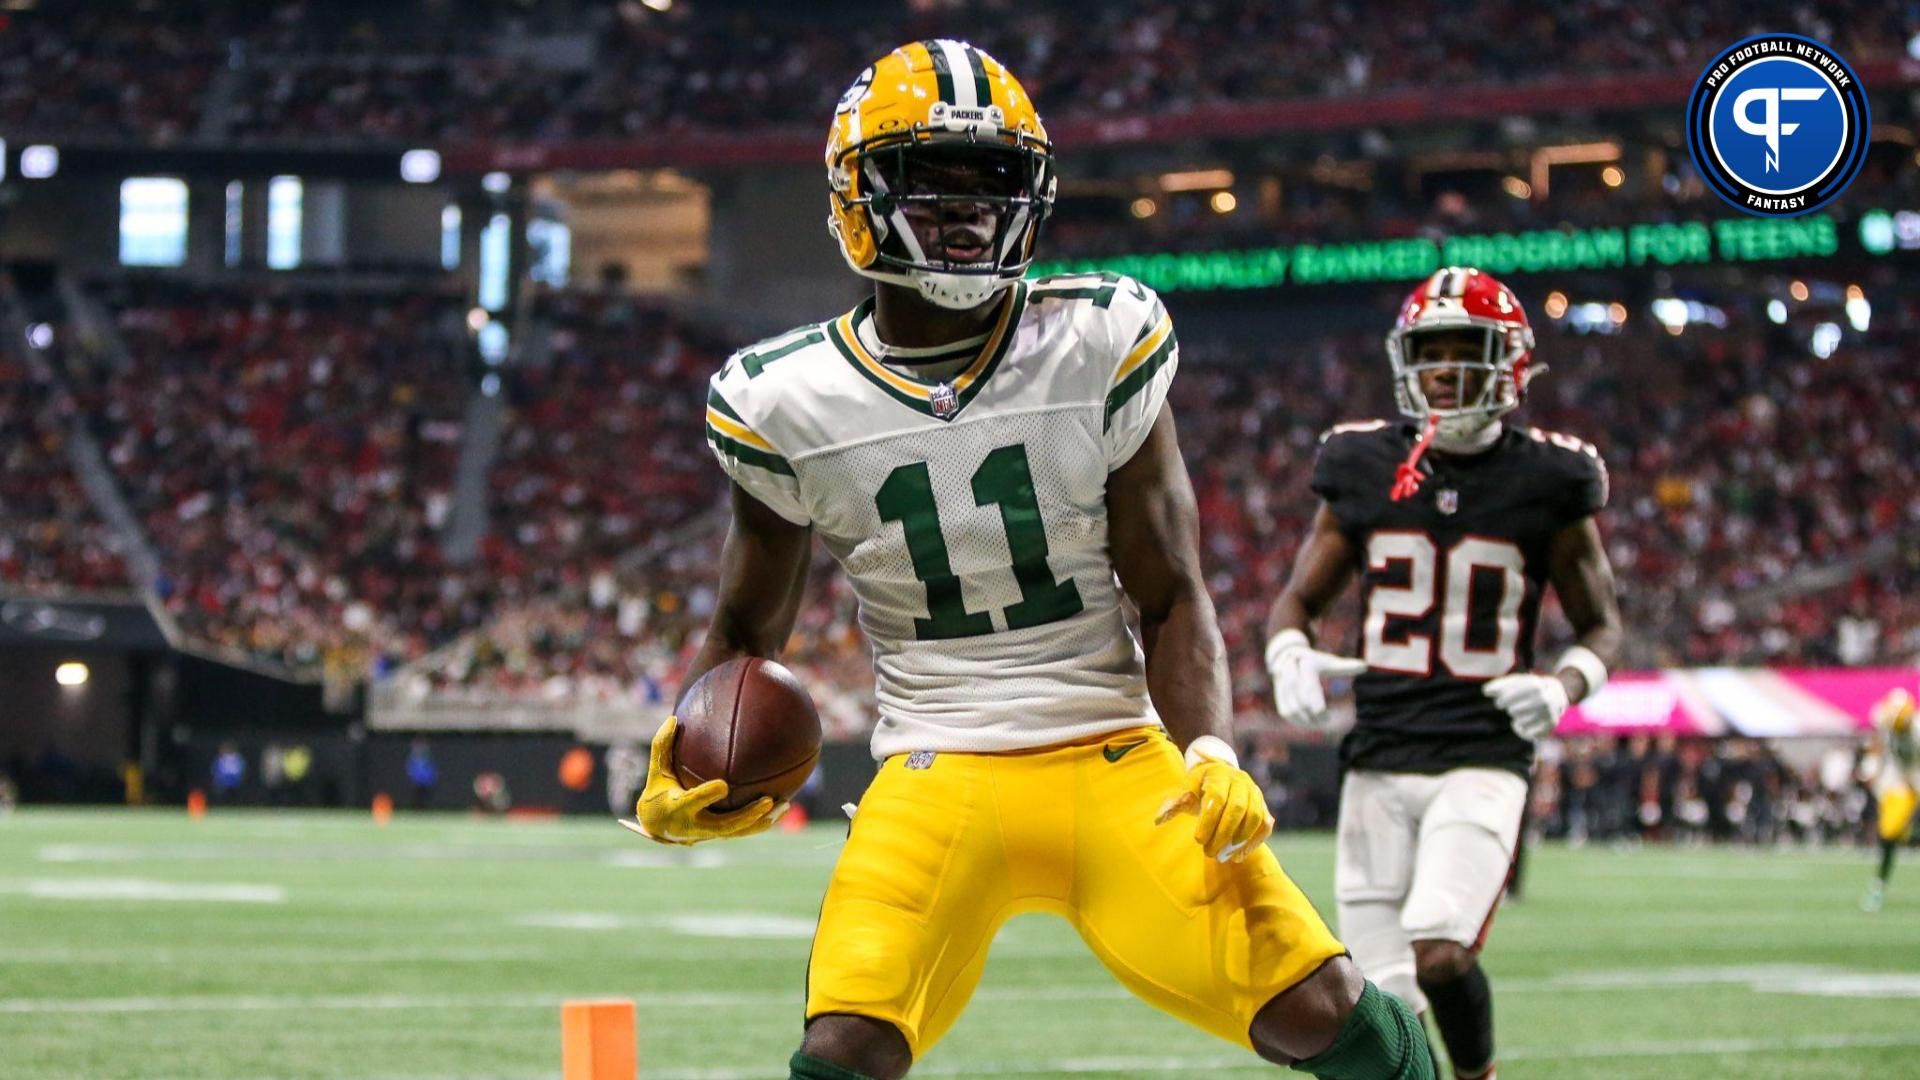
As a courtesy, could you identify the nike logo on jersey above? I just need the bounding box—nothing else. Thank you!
[1102,739,1149,763]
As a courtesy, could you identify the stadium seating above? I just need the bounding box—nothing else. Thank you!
[79,280,476,671]
[0,0,1905,143]
[0,353,130,594]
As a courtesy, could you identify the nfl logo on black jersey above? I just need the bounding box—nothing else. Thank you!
[1436,488,1459,515]
[930,382,959,420]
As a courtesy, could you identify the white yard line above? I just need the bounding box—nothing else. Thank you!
[2,878,285,903]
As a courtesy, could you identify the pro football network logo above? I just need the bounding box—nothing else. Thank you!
[1686,34,1869,217]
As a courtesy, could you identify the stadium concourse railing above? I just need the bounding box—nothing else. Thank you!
[434,58,1918,174]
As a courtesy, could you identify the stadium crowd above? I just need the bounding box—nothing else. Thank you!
[1,0,1906,143]
[0,352,130,595]
[69,281,477,672]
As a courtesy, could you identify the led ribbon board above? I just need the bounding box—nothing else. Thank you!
[1030,212,1870,293]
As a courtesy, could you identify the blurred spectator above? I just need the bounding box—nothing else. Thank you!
[406,738,439,810]
[211,741,246,800]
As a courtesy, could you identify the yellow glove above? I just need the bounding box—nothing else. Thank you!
[1155,735,1273,863]
[618,716,784,845]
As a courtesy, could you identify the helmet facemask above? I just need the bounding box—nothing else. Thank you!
[831,109,1053,311]
[1387,322,1534,444]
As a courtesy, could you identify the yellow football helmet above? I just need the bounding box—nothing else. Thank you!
[1878,687,1916,736]
[826,39,1053,310]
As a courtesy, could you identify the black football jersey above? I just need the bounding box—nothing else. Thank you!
[1312,421,1608,777]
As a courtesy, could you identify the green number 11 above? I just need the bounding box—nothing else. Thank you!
[874,443,1085,640]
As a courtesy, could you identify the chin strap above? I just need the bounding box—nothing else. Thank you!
[1390,414,1440,502]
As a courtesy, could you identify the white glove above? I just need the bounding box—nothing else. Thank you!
[1266,630,1368,730]
[1483,673,1570,741]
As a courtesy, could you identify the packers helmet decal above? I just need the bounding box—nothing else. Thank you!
[827,40,1054,310]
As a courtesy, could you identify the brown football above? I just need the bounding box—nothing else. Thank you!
[672,657,822,813]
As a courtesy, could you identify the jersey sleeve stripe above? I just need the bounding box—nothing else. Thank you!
[1129,299,1168,346]
[1111,314,1174,387]
[1104,327,1177,426]
[706,386,746,423]
[705,408,776,453]
[706,429,795,476]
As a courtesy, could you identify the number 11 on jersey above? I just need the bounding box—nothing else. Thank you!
[876,442,1085,641]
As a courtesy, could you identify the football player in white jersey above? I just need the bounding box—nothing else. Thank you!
[1860,687,1918,912]
[628,39,1432,1080]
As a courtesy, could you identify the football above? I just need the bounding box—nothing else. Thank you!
[672,657,823,812]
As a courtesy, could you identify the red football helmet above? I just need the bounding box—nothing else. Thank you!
[1386,267,1537,440]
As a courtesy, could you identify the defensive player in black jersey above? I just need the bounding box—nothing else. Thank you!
[1264,267,1624,1080]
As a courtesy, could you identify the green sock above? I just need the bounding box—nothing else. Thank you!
[790,1051,878,1080]
[1292,981,1436,1080]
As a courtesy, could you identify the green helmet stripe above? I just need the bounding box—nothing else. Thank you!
[962,43,994,107]
[922,40,956,105]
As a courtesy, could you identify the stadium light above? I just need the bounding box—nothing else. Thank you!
[1158,169,1234,192]
[1789,280,1809,302]
[1601,166,1625,188]
[1209,191,1238,214]
[0,137,7,183]
[400,149,441,184]
[1810,322,1841,359]
[1651,298,1688,333]
[1129,197,1157,220]
[477,321,509,364]
[24,323,53,349]
[55,662,88,687]
[20,145,57,179]
[1501,176,1531,200]
[1858,210,1895,255]
[1543,292,1568,319]
[1846,289,1871,332]
[642,0,673,9]
[482,171,511,194]
[1767,300,1788,324]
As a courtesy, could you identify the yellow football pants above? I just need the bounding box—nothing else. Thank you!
[1880,787,1917,843]
[805,726,1346,1059]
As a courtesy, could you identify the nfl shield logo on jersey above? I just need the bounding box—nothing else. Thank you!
[930,382,959,420]
[905,750,937,770]
[1436,488,1460,515]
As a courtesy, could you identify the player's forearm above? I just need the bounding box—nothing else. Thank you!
[1142,586,1235,748]
[681,609,788,698]
[1264,589,1318,643]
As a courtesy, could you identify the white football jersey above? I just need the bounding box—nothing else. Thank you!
[704,274,1177,757]
[1867,708,1920,796]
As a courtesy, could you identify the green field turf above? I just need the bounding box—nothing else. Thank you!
[2,808,1915,1079]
